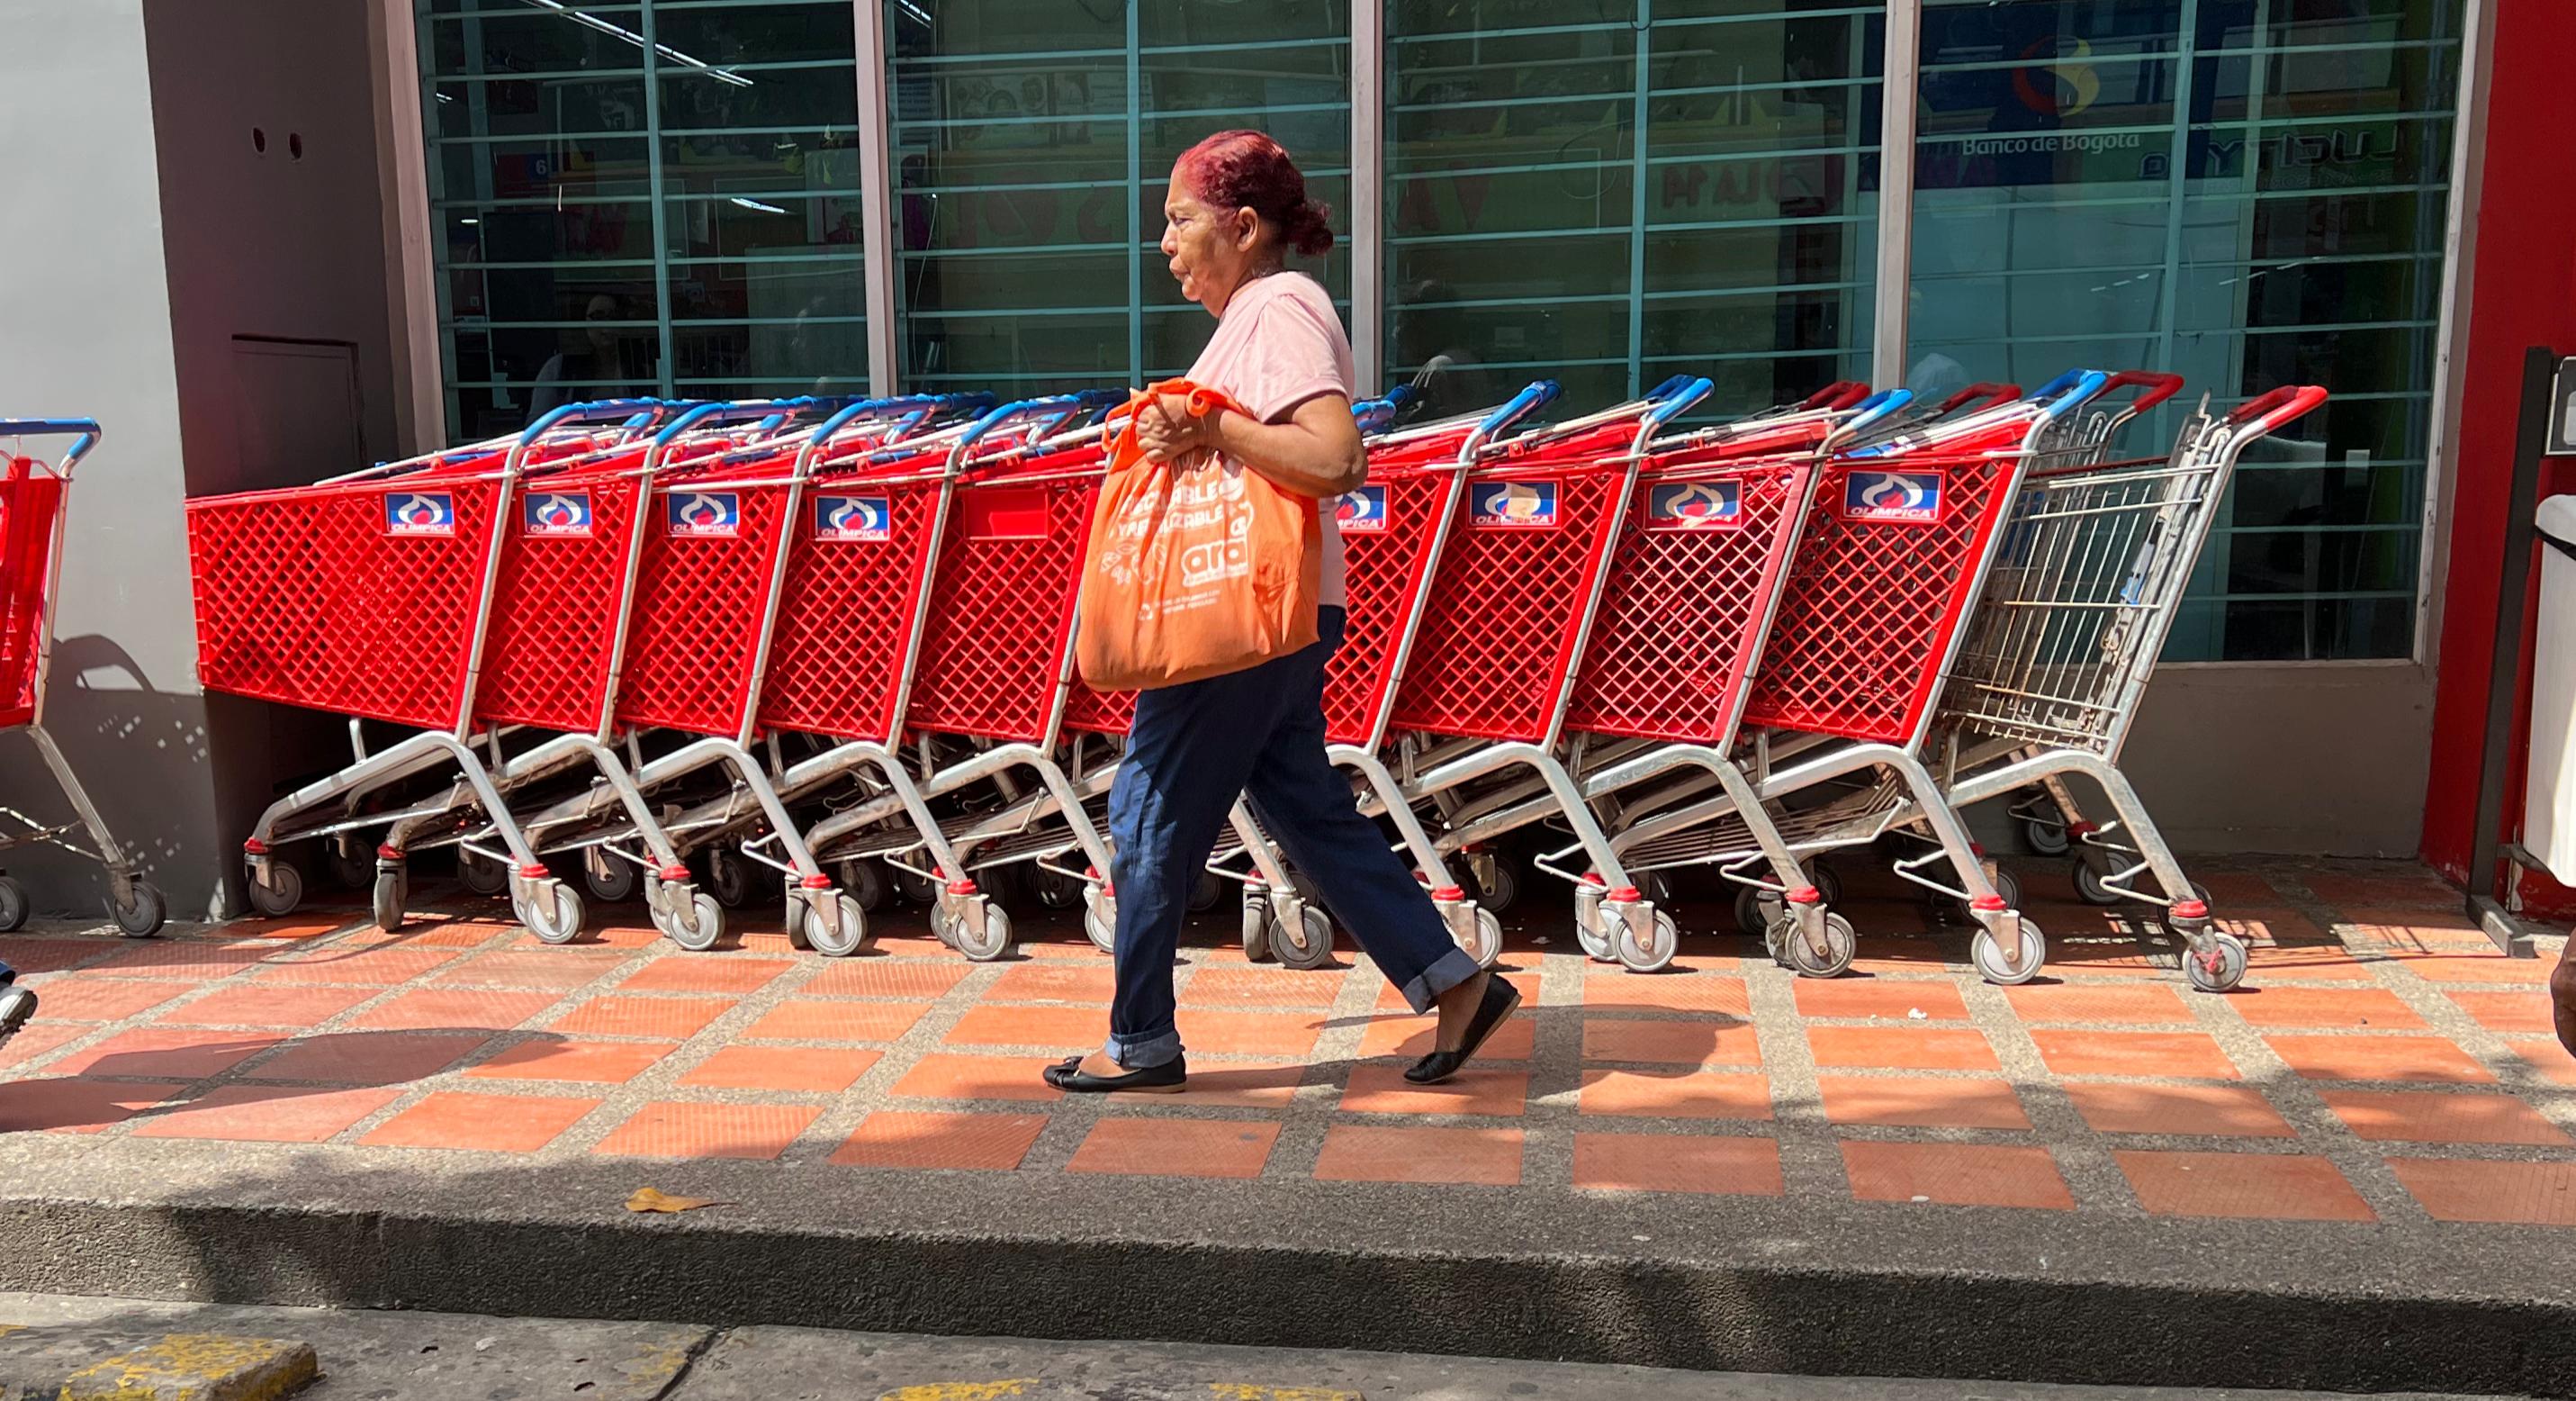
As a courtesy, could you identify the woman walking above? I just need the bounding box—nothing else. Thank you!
[1043,131,1517,1093]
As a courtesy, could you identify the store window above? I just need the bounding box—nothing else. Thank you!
[1911,0,2466,660]
[1384,0,1887,419]
[886,0,1352,393]
[422,0,866,437]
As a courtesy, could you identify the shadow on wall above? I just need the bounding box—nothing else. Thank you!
[0,634,220,921]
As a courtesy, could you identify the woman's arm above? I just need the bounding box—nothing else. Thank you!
[1135,391,1365,499]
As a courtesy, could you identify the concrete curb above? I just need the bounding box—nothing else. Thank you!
[0,1326,314,1401]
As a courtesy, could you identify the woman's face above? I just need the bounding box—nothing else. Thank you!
[1160,168,1259,317]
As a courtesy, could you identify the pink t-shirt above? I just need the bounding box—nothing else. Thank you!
[1184,271,1356,607]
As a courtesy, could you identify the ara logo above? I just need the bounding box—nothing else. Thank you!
[1842,471,1943,524]
[1645,481,1742,529]
[1469,479,1557,528]
[384,491,456,537]
[521,491,594,538]
[815,493,891,543]
[665,491,741,538]
[1330,485,1388,534]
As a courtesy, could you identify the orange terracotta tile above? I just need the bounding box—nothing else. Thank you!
[45,1027,281,1080]
[890,1053,1062,1103]
[1842,1141,2073,1210]
[943,1005,1105,1053]
[1375,971,1539,1014]
[1806,1026,1997,1071]
[462,1038,676,1084]
[254,947,458,986]
[2043,939,2173,979]
[2302,872,2456,909]
[2224,987,2425,1031]
[829,1109,1048,1171]
[2061,1083,2295,1138]
[226,916,355,941]
[2000,982,2194,1026]
[89,943,273,980]
[1580,972,1752,1017]
[617,957,792,995]
[1173,1061,1309,1108]
[350,988,562,1032]
[2390,1158,2576,1225]
[1067,1117,1281,1179]
[1794,979,1969,1022]
[742,1000,928,1044]
[509,924,657,952]
[680,1045,882,1094]
[2388,954,2556,985]
[2115,1150,2373,1222]
[358,1090,600,1152]
[591,1100,823,1160]
[799,959,972,1000]
[1312,1123,1522,1186]
[154,983,375,1029]
[1180,1010,1329,1058]
[1815,1075,2030,1130]
[0,1078,184,1134]
[2244,945,2380,981]
[1360,1014,1535,1062]
[2505,1039,2576,1088]
[1572,1132,1783,1196]
[1582,1018,1762,1068]
[2446,991,2558,1034]
[246,1031,489,1086]
[2264,1035,2494,1085]
[988,963,1118,1004]
[547,995,735,1040]
[431,950,626,990]
[3,938,128,975]
[1185,966,1345,1011]
[1576,1070,1772,1121]
[0,1023,84,1070]
[2317,1089,2571,1146]
[2191,871,2282,906]
[131,1085,401,1143]
[2340,911,2498,953]
[1338,1063,1527,1117]
[2213,908,2332,947]
[381,920,521,949]
[23,978,194,1023]
[2028,1029,2238,1080]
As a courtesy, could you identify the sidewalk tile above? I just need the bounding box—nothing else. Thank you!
[2243,946,2379,981]
[988,964,1117,1004]
[680,1045,881,1094]
[352,988,562,1032]
[2028,1029,2238,1080]
[0,1078,184,1134]
[132,1085,401,1143]
[246,1031,489,1086]
[2504,1039,2576,1088]
[155,983,375,1029]
[2265,1035,2494,1084]
[0,1024,84,1070]
[3,939,121,975]
[2317,1089,2571,1146]
[549,995,735,1040]
[1375,971,1539,1014]
[1576,1070,1773,1121]
[1187,966,1345,1010]
[1816,1076,2031,1130]
[47,1027,280,1080]
[1583,1018,1761,1068]
[432,950,626,990]
[2386,954,2555,985]
[1581,972,1750,1017]
[593,1100,823,1160]
[360,1090,600,1152]
[944,1005,1107,1053]
[1068,1117,1280,1179]
[2115,1150,2374,1222]
[2445,992,2557,1035]
[1842,1141,2073,1210]
[1806,1026,1996,1071]
[90,943,272,980]
[830,1109,1047,1171]
[2061,1083,2294,1138]
[1364,1015,1535,1062]
[1314,1124,1522,1186]
[2215,908,2330,946]
[1573,1133,1783,1196]
[617,957,792,995]
[2224,987,2425,1030]
[2304,872,2457,908]
[1180,1010,1329,1058]
[24,978,194,1023]
[464,1039,677,1084]
[743,1000,929,1044]
[1340,1064,1527,1117]
[2000,982,2193,1026]
[1794,980,1969,1023]
[2389,1158,2576,1225]
[256,947,457,985]
[1173,1062,1308,1108]
[800,960,972,1000]
[891,1053,1062,1103]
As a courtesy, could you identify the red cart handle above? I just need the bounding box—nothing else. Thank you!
[1935,383,2022,416]
[2097,370,2185,413]
[1801,381,1871,411]
[2223,384,2328,436]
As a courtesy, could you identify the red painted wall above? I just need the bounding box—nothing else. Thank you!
[2421,0,2576,913]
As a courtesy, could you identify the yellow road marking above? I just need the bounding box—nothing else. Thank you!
[877,1382,1037,1401]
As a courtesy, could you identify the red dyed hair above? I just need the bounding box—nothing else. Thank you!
[1173,129,1335,258]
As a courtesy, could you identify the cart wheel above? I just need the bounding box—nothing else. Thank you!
[1778,911,1858,979]
[1462,908,1504,968]
[582,852,637,904]
[1970,919,2047,985]
[2152,881,2216,939]
[1615,909,1680,973]
[1274,904,1335,971]
[2071,860,2121,907]
[703,848,753,909]
[248,859,304,917]
[974,862,1024,909]
[1576,902,1617,962]
[1736,862,1843,937]
[325,839,371,891]
[1187,869,1225,914]
[838,858,889,913]
[654,890,725,953]
[1240,899,1270,963]
[2185,930,2249,994]
[947,903,1013,963]
[458,849,509,898]
[1082,905,1116,954]
[110,881,167,939]
[2022,800,2071,857]
[0,876,26,934]
[372,865,409,935]
[1953,866,2024,920]
[1029,867,1083,911]
[517,882,585,945]
[891,866,939,907]
[800,893,869,957]
[1474,858,1518,915]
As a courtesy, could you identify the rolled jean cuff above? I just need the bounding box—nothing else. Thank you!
[1395,946,1486,1016]
[1103,1029,1184,1070]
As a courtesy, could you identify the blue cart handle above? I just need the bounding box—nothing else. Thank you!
[1644,376,1716,430]
[0,418,104,472]
[518,397,668,447]
[2038,369,2112,422]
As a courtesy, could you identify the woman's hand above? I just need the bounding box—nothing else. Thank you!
[1135,392,1211,465]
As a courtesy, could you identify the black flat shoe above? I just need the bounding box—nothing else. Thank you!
[1041,1053,1188,1094]
[1406,976,1521,1084]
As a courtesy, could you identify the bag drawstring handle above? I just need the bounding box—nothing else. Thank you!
[1107,379,1235,455]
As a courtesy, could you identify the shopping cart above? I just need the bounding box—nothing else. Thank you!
[0,419,167,936]
[1928,383,2330,990]
[193,399,677,936]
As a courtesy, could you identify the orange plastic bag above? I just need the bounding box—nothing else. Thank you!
[1076,379,1321,691]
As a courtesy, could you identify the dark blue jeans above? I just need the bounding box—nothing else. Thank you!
[1103,607,1482,1068]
